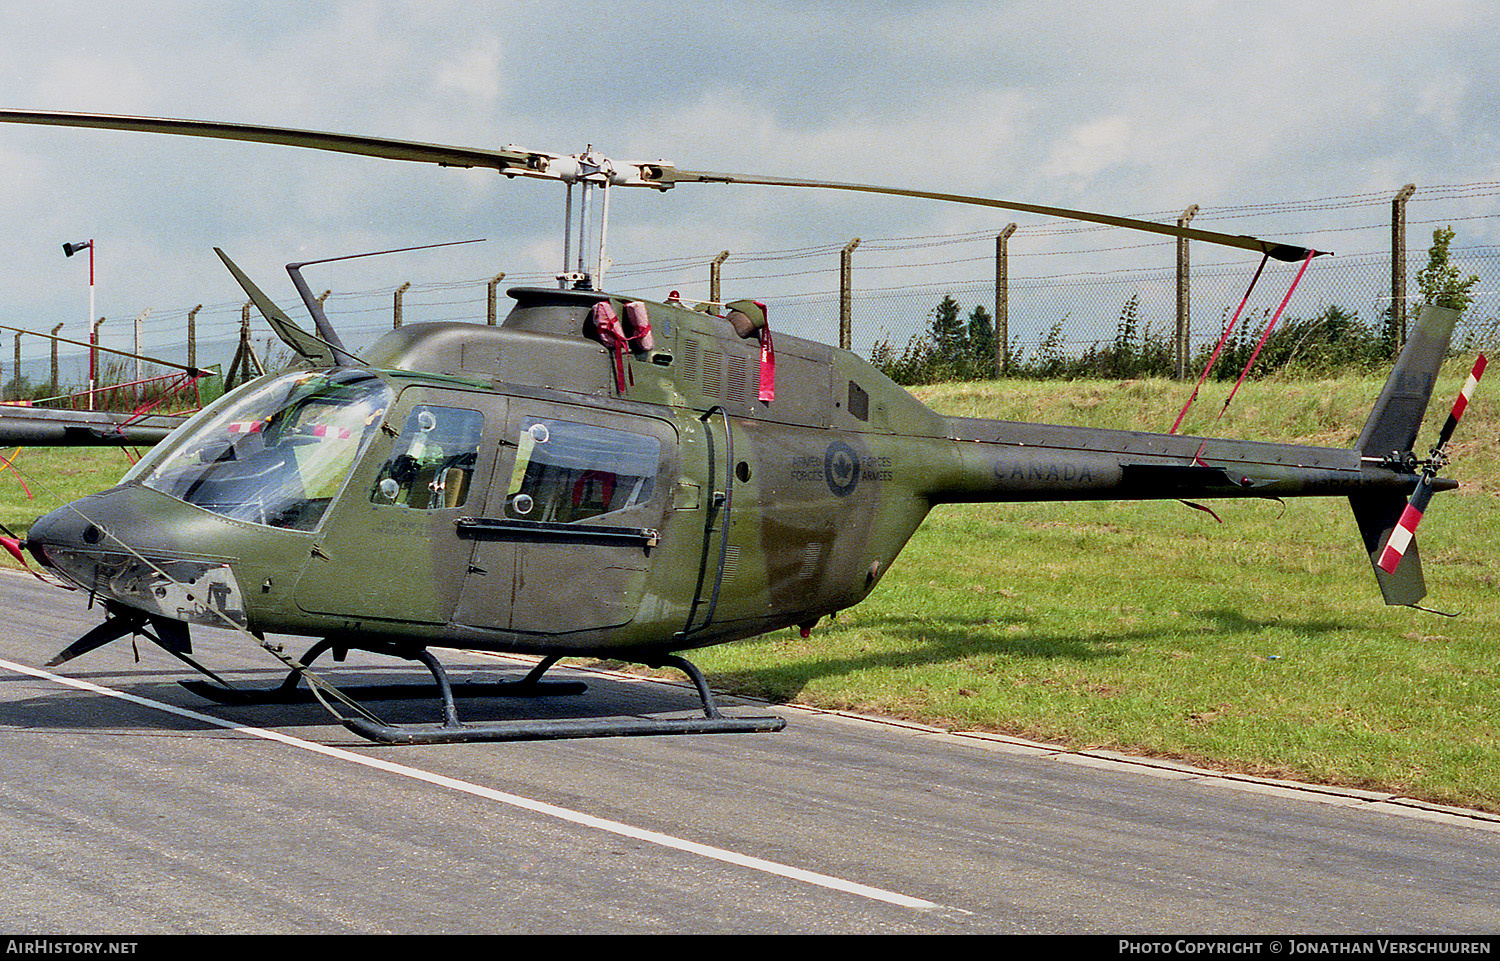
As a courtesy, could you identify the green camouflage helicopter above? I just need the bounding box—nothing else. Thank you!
[0,110,1483,744]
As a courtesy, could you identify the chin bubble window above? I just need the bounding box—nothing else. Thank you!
[504,418,659,523]
[370,405,484,509]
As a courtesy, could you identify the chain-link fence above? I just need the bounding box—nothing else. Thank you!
[840,184,1500,370]
[843,246,1500,372]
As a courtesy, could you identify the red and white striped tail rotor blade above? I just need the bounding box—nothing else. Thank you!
[1376,354,1485,575]
[1377,481,1432,574]
[1435,354,1486,449]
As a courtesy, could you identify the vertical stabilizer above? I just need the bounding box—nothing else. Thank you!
[1356,304,1458,455]
[1349,303,1461,607]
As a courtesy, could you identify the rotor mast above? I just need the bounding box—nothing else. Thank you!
[554,146,621,290]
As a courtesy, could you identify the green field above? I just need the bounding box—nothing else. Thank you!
[693,363,1500,811]
[0,365,1495,810]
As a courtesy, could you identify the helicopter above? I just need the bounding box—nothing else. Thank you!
[0,109,1484,744]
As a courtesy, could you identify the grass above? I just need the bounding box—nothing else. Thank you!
[0,446,138,534]
[692,361,1500,810]
[0,364,1495,809]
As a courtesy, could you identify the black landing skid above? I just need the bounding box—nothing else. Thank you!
[183,638,786,744]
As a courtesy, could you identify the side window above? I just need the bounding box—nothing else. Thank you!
[505,418,660,523]
[371,405,484,509]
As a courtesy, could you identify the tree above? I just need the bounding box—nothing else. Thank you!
[966,304,995,377]
[1415,226,1479,314]
[869,295,997,384]
[928,294,967,371]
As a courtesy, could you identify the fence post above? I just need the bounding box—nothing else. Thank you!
[840,238,860,351]
[1175,204,1199,380]
[709,250,729,304]
[91,317,104,410]
[1391,183,1417,352]
[226,304,251,390]
[394,282,411,329]
[188,304,201,370]
[995,224,1018,375]
[50,323,62,398]
[132,307,151,396]
[10,333,17,402]
[486,272,506,325]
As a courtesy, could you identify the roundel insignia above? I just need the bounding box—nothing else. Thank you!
[824,441,860,497]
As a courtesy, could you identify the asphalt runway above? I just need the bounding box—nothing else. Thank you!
[0,571,1493,934]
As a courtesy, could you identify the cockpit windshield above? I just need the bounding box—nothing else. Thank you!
[126,369,392,531]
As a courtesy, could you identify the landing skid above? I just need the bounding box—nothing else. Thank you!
[185,639,786,744]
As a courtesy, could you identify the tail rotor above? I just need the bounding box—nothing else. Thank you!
[1377,354,1487,576]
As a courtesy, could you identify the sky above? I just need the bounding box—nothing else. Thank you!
[1,0,1497,377]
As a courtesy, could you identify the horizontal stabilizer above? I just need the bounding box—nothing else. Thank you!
[1119,463,1241,493]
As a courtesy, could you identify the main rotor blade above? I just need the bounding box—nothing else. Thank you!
[663,168,1320,262]
[0,109,552,176]
[0,109,1318,259]
[0,322,200,374]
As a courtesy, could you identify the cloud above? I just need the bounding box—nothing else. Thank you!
[1040,115,1139,186]
[1,0,1498,359]
[434,37,504,106]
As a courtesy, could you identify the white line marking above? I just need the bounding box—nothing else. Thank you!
[0,655,940,913]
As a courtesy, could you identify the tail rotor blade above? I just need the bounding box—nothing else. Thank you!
[1434,354,1487,450]
[1376,478,1434,575]
[1376,354,1486,576]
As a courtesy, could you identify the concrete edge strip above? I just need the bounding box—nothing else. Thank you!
[512,653,1500,833]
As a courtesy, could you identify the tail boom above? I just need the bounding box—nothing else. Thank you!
[926,420,1418,505]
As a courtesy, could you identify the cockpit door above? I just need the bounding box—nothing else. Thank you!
[453,400,674,636]
[293,387,499,624]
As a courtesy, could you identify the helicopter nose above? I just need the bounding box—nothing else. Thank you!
[23,490,145,587]
[26,481,216,567]
[24,500,106,567]
[23,487,253,630]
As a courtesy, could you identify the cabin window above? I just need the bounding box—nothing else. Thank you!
[504,418,659,523]
[370,405,484,509]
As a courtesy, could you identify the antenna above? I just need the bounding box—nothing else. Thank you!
[283,239,485,364]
